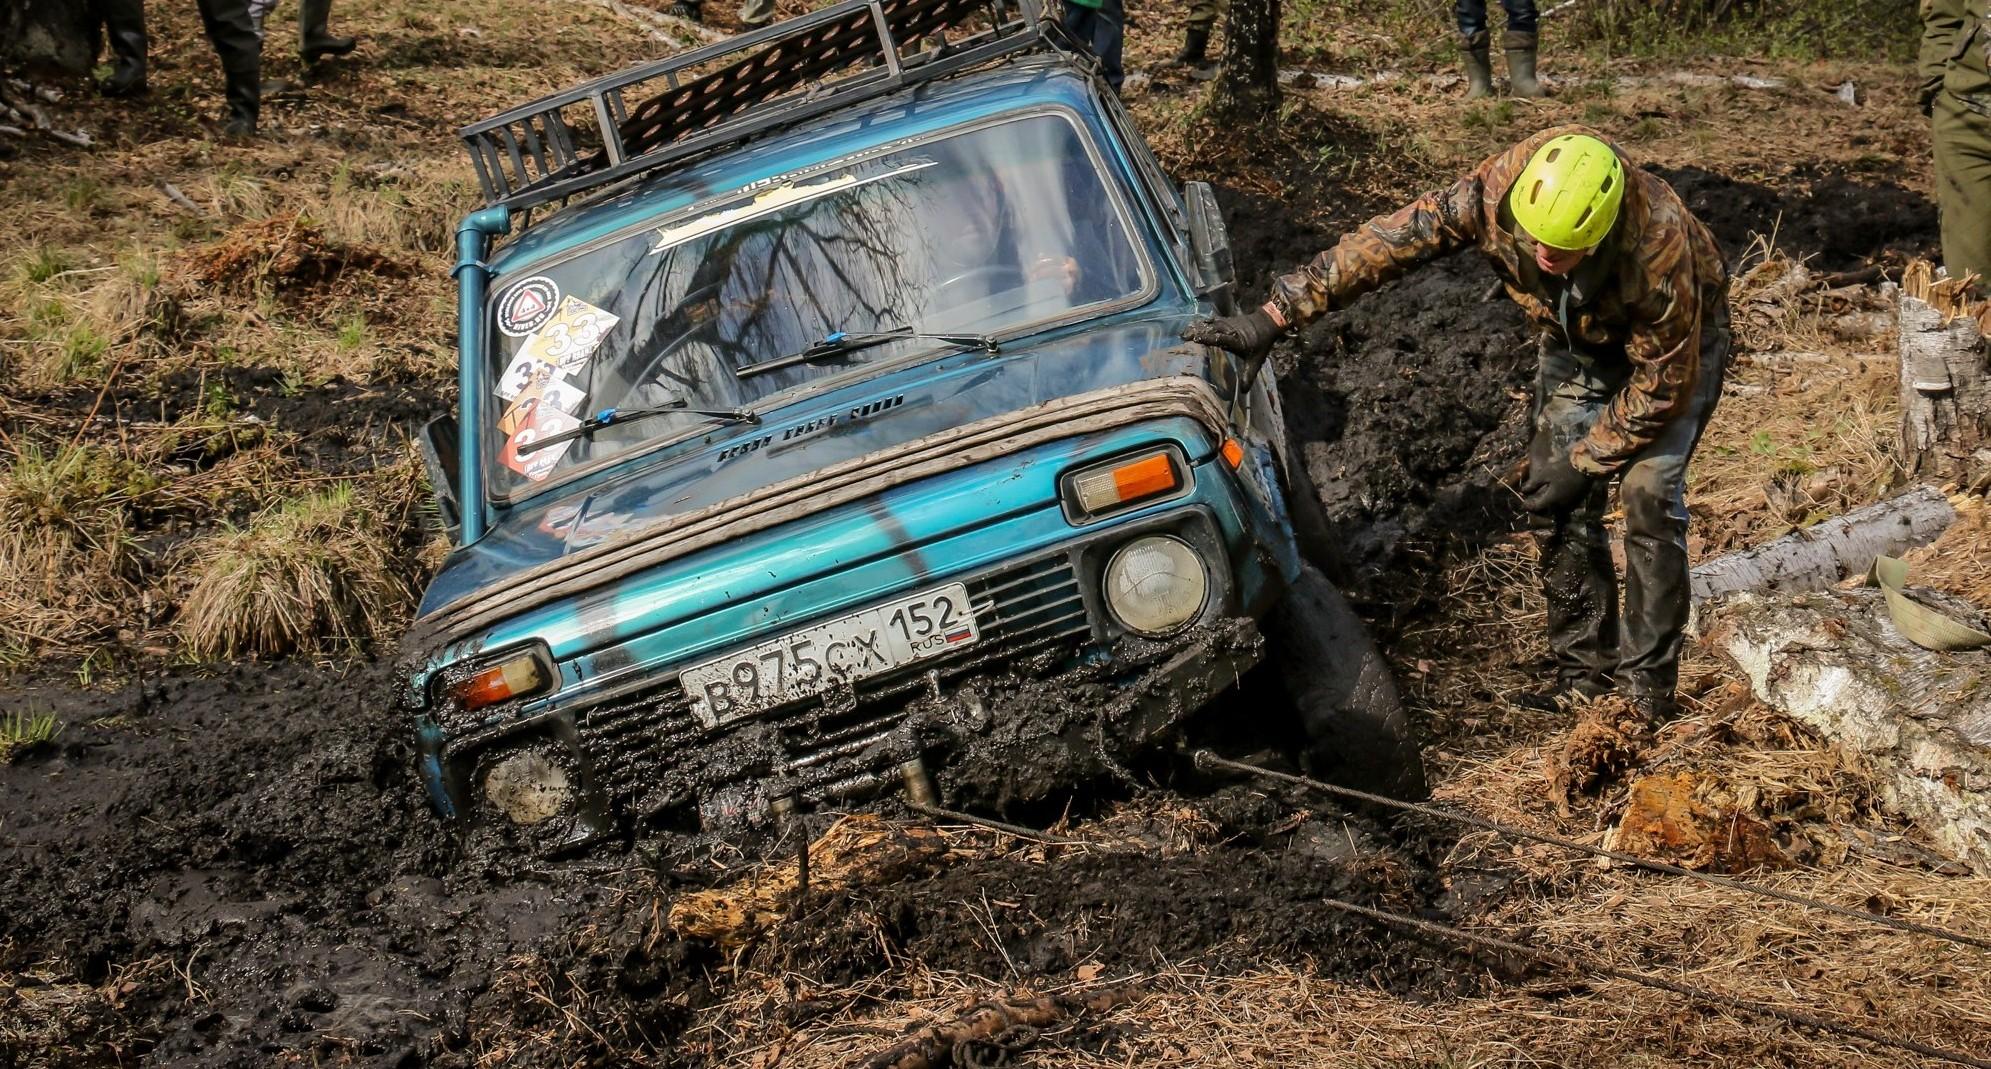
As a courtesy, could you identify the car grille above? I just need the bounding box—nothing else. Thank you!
[575,552,1095,819]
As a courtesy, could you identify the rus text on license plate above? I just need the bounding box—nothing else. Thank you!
[682,583,980,726]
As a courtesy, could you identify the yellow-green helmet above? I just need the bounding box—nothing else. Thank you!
[1509,133,1625,251]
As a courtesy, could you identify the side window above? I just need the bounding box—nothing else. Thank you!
[1095,86,1187,243]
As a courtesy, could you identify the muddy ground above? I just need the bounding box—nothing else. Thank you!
[2,1,1980,1066]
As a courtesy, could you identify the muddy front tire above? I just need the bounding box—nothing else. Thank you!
[1270,562,1427,800]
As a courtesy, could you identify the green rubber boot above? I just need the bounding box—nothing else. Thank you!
[1504,30,1544,98]
[1461,32,1493,99]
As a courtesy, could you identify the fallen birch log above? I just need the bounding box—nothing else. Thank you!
[1689,485,1956,603]
[1702,589,1991,874]
[859,987,1137,1069]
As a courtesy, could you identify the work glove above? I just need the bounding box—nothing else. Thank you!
[1519,430,1596,515]
[1182,307,1284,362]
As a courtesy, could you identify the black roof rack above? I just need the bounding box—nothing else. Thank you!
[458,0,1073,213]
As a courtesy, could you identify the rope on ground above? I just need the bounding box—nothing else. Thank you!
[1191,750,1991,954]
[1316,893,1991,1069]
[907,802,1090,846]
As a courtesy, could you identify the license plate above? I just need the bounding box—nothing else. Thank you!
[682,582,980,726]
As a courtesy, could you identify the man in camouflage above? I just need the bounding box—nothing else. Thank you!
[1923,0,1991,287]
[1186,126,1730,720]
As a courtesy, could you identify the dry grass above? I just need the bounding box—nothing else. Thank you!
[0,246,167,392]
[0,444,150,654]
[175,482,415,659]
[1689,254,1908,557]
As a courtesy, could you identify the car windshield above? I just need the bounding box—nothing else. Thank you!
[482,113,1150,495]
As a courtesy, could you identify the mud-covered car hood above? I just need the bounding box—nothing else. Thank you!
[419,310,1215,616]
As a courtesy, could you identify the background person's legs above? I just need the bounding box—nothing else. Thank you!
[1933,93,1991,286]
[195,0,261,134]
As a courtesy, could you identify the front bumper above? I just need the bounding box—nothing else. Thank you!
[423,508,1270,846]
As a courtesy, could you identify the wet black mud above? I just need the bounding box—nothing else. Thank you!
[1648,164,1937,270]
[0,664,1472,1066]
[759,818,1467,994]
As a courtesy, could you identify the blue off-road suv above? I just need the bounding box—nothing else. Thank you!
[405,0,1421,850]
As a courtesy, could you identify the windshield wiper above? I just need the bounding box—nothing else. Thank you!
[734,326,1000,381]
[515,400,759,456]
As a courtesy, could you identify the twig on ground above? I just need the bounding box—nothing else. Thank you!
[159,182,206,216]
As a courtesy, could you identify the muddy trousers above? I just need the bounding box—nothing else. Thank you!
[1933,91,1991,285]
[1533,307,1729,702]
[1455,0,1537,36]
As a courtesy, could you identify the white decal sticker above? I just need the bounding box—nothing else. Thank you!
[496,276,561,337]
[495,351,559,402]
[497,377,587,436]
[516,296,619,374]
[501,406,581,483]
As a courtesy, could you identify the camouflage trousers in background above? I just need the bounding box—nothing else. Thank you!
[1933,91,1991,285]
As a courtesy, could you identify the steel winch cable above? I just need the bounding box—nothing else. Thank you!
[1191,751,1991,954]
[1315,895,1991,1069]
[908,801,1991,1069]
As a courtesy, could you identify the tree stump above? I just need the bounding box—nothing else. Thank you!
[2,0,98,74]
[1899,261,1991,484]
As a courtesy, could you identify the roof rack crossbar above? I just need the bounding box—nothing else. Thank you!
[457,0,1065,213]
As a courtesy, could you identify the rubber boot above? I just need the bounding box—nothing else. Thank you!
[223,64,261,136]
[100,0,150,97]
[1537,486,1621,705]
[1166,26,1210,67]
[1504,30,1544,98]
[298,0,356,64]
[1461,32,1493,99]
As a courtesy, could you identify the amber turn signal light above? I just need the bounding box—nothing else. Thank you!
[1221,438,1245,470]
[1072,451,1180,515]
[454,652,551,712]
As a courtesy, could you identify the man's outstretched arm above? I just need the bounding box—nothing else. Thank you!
[1265,171,1491,330]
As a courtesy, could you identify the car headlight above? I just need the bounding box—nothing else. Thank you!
[1102,535,1209,637]
[481,749,573,825]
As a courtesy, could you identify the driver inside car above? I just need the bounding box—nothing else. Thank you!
[925,165,1082,304]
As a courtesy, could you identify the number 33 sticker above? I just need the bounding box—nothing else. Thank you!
[518,296,618,373]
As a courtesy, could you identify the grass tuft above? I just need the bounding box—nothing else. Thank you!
[0,707,63,761]
[176,484,414,659]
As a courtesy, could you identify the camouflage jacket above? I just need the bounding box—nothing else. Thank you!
[1266,125,1727,476]
[1922,0,1991,114]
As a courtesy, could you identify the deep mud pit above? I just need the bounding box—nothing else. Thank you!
[0,662,1486,1066]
